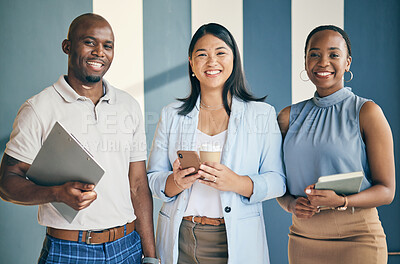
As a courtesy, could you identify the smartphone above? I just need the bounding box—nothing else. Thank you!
[177,150,201,176]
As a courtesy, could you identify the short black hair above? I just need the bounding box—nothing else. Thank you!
[178,23,265,116]
[304,25,352,57]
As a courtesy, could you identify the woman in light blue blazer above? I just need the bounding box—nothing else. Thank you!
[147,23,286,264]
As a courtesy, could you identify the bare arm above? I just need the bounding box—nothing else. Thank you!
[275,106,319,218]
[276,106,294,211]
[346,101,395,207]
[275,107,292,211]
[128,161,156,258]
[306,102,395,208]
[164,159,201,198]
[277,192,318,218]
[276,106,291,139]
[0,153,97,210]
[276,192,293,213]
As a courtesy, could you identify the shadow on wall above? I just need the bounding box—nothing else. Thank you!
[144,63,187,92]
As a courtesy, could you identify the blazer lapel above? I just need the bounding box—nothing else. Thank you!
[179,97,200,151]
[220,97,244,165]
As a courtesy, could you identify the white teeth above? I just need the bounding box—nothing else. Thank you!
[316,72,331,76]
[206,70,220,75]
[87,61,102,67]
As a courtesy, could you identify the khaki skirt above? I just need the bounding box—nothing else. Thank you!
[289,207,387,264]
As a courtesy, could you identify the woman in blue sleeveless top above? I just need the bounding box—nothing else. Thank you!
[277,25,395,263]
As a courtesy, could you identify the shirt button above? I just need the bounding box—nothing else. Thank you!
[224,206,231,213]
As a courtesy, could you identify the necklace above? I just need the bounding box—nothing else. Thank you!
[200,101,224,110]
[199,107,229,135]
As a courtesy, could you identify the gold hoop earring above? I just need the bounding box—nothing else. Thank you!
[344,70,353,82]
[300,70,309,82]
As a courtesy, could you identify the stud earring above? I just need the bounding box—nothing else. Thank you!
[191,73,196,77]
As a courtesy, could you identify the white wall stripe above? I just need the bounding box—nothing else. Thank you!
[191,0,243,58]
[93,0,144,114]
[291,0,344,103]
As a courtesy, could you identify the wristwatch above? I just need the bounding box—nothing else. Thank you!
[142,257,160,264]
[336,194,348,211]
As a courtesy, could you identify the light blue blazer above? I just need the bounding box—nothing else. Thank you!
[147,97,286,264]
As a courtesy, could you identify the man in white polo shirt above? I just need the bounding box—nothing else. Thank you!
[0,13,159,264]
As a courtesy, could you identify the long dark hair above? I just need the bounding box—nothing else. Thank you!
[178,23,266,116]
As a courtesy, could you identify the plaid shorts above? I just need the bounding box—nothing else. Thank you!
[38,229,142,264]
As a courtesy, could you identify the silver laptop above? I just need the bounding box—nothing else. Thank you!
[26,121,105,223]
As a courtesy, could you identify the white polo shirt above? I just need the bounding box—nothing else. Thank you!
[5,75,147,230]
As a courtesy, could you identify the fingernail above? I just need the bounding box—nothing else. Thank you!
[305,189,311,194]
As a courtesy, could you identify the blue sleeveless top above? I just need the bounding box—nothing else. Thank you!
[283,87,372,197]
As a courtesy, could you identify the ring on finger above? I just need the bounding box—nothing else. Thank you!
[213,176,217,183]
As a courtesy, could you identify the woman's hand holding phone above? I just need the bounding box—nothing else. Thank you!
[172,158,201,191]
[165,159,200,197]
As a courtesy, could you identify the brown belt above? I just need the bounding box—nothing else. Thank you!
[183,216,225,226]
[47,221,135,245]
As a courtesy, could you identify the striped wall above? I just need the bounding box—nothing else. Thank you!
[292,0,344,103]
[0,1,399,263]
[143,0,191,233]
[91,0,344,108]
[345,1,400,258]
[243,2,292,262]
[93,0,145,114]
[192,0,243,56]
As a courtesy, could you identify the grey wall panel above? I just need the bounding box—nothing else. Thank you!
[244,1,292,263]
[143,0,191,227]
[0,1,92,263]
[345,1,400,262]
